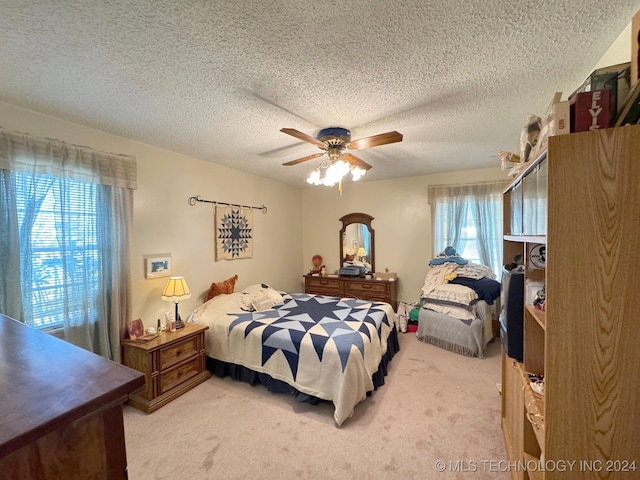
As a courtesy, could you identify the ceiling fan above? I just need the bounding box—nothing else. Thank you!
[280,127,403,174]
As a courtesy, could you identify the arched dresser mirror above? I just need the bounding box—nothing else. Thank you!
[339,213,375,274]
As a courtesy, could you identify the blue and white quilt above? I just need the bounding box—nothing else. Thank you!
[192,291,398,425]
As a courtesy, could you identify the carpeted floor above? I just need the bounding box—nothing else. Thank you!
[123,333,510,480]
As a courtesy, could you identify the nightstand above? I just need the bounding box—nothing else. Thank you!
[122,323,211,413]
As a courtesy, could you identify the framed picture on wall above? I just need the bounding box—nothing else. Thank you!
[144,254,172,279]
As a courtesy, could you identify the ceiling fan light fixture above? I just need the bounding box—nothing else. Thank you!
[281,127,401,190]
[307,168,322,185]
[351,166,366,181]
[306,157,366,187]
[326,159,350,179]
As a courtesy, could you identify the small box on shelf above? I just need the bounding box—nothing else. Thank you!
[570,62,630,119]
[570,89,613,132]
[551,100,570,136]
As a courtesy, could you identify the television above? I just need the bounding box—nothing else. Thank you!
[499,268,525,362]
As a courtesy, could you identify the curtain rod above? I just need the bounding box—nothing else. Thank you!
[187,195,268,214]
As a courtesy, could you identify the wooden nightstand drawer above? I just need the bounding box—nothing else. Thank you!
[159,336,199,370]
[159,357,200,394]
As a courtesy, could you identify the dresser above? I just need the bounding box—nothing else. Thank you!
[304,274,398,310]
[122,323,211,413]
[0,314,145,480]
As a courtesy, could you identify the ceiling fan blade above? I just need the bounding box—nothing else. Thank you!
[346,131,403,150]
[280,128,326,148]
[342,153,372,171]
[282,152,324,166]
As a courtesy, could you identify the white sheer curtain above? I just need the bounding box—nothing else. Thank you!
[0,128,136,361]
[428,180,506,276]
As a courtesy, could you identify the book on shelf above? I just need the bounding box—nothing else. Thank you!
[570,62,630,120]
[570,89,612,132]
[614,79,640,126]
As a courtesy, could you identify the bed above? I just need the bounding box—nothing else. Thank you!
[416,248,500,358]
[189,284,399,426]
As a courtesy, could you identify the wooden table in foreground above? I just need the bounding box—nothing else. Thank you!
[0,314,145,480]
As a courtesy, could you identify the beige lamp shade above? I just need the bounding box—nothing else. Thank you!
[357,247,366,256]
[161,276,191,303]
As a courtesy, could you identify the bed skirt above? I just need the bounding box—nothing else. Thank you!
[206,326,400,405]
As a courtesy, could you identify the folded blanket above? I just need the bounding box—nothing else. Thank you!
[450,276,501,305]
[421,263,459,297]
[428,246,468,266]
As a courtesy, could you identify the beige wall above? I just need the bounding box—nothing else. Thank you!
[593,23,632,69]
[0,97,505,323]
[300,168,506,305]
[0,101,304,326]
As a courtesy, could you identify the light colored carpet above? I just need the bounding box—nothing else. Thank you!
[123,333,509,480]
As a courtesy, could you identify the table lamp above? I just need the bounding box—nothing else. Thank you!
[161,276,191,329]
[357,247,366,262]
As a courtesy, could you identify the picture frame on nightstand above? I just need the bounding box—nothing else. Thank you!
[126,318,144,339]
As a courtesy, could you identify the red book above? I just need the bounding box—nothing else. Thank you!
[570,90,612,132]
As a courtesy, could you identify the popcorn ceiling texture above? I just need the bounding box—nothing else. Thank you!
[0,0,637,186]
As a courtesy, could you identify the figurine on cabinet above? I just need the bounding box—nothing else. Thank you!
[310,254,325,275]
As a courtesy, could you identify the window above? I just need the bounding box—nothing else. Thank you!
[15,173,100,330]
[429,181,505,277]
[0,127,136,361]
[458,212,481,265]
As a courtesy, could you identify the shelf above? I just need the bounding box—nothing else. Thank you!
[503,235,546,244]
[502,123,640,480]
[525,304,546,330]
[504,149,548,193]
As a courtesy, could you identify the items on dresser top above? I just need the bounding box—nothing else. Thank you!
[338,264,366,276]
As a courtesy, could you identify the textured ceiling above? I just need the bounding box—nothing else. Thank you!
[1,1,638,187]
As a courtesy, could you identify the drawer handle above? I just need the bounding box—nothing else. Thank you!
[361,284,372,289]
[176,349,183,356]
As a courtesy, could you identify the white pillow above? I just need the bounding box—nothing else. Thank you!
[250,292,275,312]
[241,283,271,294]
[264,288,284,305]
[238,287,284,312]
[424,284,478,306]
[241,284,283,303]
